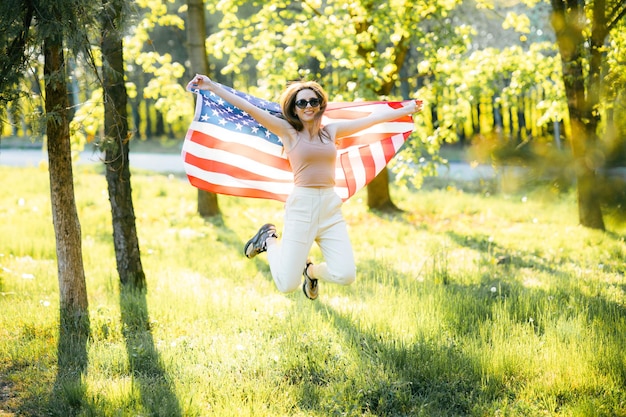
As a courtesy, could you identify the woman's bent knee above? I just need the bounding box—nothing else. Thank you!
[334,269,356,285]
[273,274,301,293]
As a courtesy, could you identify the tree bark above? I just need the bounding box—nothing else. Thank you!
[186,0,220,217]
[102,0,147,288]
[550,0,605,230]
[44,35,89,317]
[367,167,401,212]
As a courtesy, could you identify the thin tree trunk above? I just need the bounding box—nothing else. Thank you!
[44,35,89,318]
[102,0,146,288]
[367,167,401,212]
[145,98,153,138]
[186,0,220,217]
[155,109,165,137]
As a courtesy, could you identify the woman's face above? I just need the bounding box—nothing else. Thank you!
[294,89,321,122]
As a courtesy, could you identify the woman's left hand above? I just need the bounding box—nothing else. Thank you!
[186,74,214,91]
[404,99,424,115]
[415,99,424,112]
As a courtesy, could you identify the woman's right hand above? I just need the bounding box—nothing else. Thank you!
[186,74,214,91]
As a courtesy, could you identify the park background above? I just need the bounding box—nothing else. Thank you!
[1,0,626,416]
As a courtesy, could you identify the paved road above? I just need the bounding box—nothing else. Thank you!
[0,148,186,174]
[0,147,496,180]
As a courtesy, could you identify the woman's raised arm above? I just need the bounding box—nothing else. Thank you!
[187,74,295,141]
[326,99,423,140]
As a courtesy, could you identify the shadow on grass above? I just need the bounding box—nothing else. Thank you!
[49,309,90,416]
[352,240,626,416]
[304,301,487,416]
[271,256,491,415]
[445,229,569,276]
[204,215,276,282]
[119,285,182,416]
[205,214,244,254]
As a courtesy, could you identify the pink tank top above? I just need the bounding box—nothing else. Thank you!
[287,137,337,188]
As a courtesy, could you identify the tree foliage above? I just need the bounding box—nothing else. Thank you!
[0,0,35,104]
[0,0,101,310]
[206,1,461,97]
[2,0,625,226]
[67,0,190,147]
[203,0,465,206]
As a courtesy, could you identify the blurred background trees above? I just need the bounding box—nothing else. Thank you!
[1,0,625,229]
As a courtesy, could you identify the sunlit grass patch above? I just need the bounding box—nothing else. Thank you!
[1,166,625,416]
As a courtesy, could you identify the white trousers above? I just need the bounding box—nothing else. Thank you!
[266,187,356,293]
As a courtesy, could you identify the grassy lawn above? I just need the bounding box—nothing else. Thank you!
[1,165,625,416]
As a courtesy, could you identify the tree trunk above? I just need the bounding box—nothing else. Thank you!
[102,0,147,288]
[145,99,153,138]
[155,109,165,137]
[550,0,605,230]
[44,35,89,319]
[186,0,220,217]
[367,167,401,212]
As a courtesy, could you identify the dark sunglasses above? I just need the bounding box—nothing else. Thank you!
[295,98,321,109]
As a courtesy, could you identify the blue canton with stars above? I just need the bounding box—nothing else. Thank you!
[193,85,285,147]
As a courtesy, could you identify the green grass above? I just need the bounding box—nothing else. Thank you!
[1,165,625,416]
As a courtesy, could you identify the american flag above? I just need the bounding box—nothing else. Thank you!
[182,84,414,202]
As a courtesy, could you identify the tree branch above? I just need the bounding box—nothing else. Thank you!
[301,0,322,17]
[0,2,34,102]
[606,1,626,32]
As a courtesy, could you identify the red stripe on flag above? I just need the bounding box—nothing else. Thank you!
[188,175,289,201]
[381,135,400,161]
[184,153,291,184]
[359,145,377,182]
[338,129,411,149]
[188,131,291,172]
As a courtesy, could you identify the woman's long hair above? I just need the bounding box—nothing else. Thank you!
[279,81,330,141]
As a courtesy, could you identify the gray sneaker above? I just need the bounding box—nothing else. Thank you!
[244,224,277,258]
[302,261,318,300]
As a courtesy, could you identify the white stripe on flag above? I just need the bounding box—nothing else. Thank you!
[391,132,406,150]
[183,140,292,181]
[370,140,387,174]
[184,163,294,195]
[188,121,284,157]
[347,147,367,192]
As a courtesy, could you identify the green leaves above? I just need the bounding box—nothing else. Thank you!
[503,12,532,34]
[206,0,459,99]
